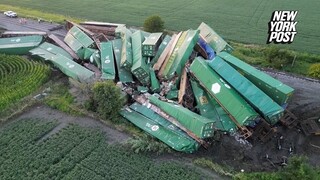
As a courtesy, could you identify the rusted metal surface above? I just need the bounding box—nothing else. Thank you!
[1,31,47,37]
[80,24,116,36]
[300,117,320,136]
[252,119,276,142]
[280,109,298,128]
[48,34,79,60]
[84,63,101,78]
[183,78,195,111]
[131,93,209,148]
[194,42,208,59]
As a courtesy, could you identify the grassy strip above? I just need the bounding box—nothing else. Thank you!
[230,42,320,77]
[0,4,83,23]
[193,158,234,177]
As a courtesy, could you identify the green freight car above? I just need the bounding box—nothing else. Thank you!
[150,35,171,66]
[159,31,188,78]
[189,57,259,127]
[129,103,199,152]
[111,39,133,83]
[197,22,233,53]
[30,42,73,60]
[50,54,94,82]
[0,35,43,55]
[208,56,284,125]
[149,95,215,139]
[165,30,199,79]
[120,107,199,153]
[64,26,94,52]
[142,33,163,57]
[218,52,294,107]
[131,31,150,85]
[120,28,133,71]
[100,42,115,80]
[190,80,237,132]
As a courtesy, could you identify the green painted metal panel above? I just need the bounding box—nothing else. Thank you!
[77,47,95,60]
[150,35,171,66]
[197,22,233,53]
[142,32,163,57]
[131,31,150,85]
[150,68,160,92]
[218,52,294,107]
[64,33,83,52]
[208,56,284,125]
[50,54,94,82]
[29,42,72,60]
[131,31,145,65]
[165,30,199,79]
[111,39,133,83]
[0,35,43,55]
[120,107,199,153]
[189,57,259,126]
[100,42,115,80]
[149,95,215,139]
[161,31,187,79]
[120,28,133,71]
[190,80,237,132]
[90,50,101,68]
[68,26,94,48]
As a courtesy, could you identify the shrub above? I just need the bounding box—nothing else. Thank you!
[126,134,172,155]
[91,81,123,121]
[143,15,165,32]
[308,63,320,79]
[263,46,295,69]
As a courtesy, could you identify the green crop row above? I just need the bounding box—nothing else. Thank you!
[0,54,50,112]
[0,119,207,179]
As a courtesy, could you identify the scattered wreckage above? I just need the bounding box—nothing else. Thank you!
[2,20,313,154]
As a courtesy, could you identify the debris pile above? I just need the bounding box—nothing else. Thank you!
[0,21,298,153]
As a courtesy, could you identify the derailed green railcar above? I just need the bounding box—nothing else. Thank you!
[128,103,199,153]
[189,57,259,127]
[100,42,115,80]
[142,32,163,57]
[50,54,94,82]
[218,52,294,107]
[120,108,199,153]
[190,80,237,132]
[164,30,199,79]
[120,28,133,71]
[29,42,72,60]
[112,39,133,83]
[64,26,94,52]
[208,56,284,125]
[149,95,215,139]
[0,35,43,55]
[197,22,233,53]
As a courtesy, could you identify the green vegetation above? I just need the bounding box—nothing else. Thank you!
[87,81,124,121]
[0,119,204,179]
[231,43,320,76]
[44,83,83,115]
[126,134,172,154]
[193,158,234,177]
[143,15,165,32]
[0,4,83,23]
[308,63,320,79]
[234,156,320,180]
[1,1,319,53]
[0,54,50,112]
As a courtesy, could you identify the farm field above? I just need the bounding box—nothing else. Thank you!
[1,0,319,53]
[0,55,50,112]
[0,119,205,179]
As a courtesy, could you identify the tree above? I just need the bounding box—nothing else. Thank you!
[143,15,165,33]
[89,81,124,121]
